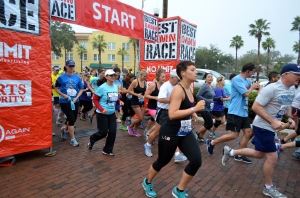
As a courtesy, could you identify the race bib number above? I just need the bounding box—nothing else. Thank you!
[177,119,192,136]
[107,92,118,106]
[67,88,77,97]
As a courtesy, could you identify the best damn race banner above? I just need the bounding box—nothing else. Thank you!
[50,0,158,42]
[0,0,52,157]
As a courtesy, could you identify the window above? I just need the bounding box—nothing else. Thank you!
[124,55,130,62]
[108,42,116,50]
[66,53,73,60]
[94,54,99,61]
[80,53,87,61]
[122,42,130,50]
[108,54,116,62]
[79,41,87,48]
[52,53,60,60]
[197,71,205,80]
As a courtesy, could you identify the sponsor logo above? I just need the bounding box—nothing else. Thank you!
[0,0,40,35]
[144,13,158,42]
[0,125,30,143]
[0,80,32,107]
[51,0,76,21]
[180,21,196,62]
[0,42,32,65]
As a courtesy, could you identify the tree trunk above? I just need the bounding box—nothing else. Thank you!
[256,38,261,82]
[80,52,83,72]
[267,48,270,75]
[133,43,136,75]
[99,49,102,69]
[122,56,124,71]
[64,49,67,63]
[235,47,238,73]
[298,31,300,65]
[163,0,168,18]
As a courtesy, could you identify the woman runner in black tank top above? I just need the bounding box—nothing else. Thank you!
[127,69,148,137]
[142,61,206,198]
[144,68,166,135]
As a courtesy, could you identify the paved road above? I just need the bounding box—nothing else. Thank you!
[0,116,299,197]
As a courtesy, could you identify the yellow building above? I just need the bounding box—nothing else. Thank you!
[51,31,136,73]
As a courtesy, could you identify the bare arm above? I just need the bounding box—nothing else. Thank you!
[157,98,170,104]
[144,83,157,100]
[128,80,141,97]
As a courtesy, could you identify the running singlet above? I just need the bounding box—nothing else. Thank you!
[131,80,146,105]
[148,82,159,109]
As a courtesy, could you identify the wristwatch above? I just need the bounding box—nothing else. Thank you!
[287,116,294,120]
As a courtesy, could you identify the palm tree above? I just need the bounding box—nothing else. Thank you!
[293,41,299,53]
[249,18,270,81]
[91,34,107,69]
[262,37,276,74]
[129,38,139,74]
[117,48,128,71]
[76,44,87,72]
[291,16,300,64]
[229,35,244,73]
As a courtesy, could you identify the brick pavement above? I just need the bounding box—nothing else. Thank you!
[0,116,300,198]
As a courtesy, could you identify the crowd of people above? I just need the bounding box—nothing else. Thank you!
[51,60,300,198]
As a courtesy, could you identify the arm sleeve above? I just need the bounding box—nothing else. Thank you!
[213,88,223,101]
[255,85,274,106]
[232,77,248,95]
[92,94,104,112]
[196,85,211,102]
[55,76,61,88]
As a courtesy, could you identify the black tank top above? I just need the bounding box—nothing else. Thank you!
[148,82,159,109]
[131,79,146,104]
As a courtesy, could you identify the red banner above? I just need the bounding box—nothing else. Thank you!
[50,0,156,41]
[0,0,52,157]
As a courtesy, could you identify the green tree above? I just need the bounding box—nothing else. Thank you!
[274,61,286,73]
[249,18,270,80]
[291,16,300,64]
[262,37,276,74]
[129,38,139,74]
[229,35,244,72]
[77,44,87,72]
[293,41,299,53]
[117,48,128,71]
[51,21,78,59]
[91,34,107,69]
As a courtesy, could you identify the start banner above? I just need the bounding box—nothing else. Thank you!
[0,0,52,157]
[50,0,158,42]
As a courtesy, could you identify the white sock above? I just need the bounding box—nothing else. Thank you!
[54,108,59,119]
[230,150,234,156]
[265,184,273,190]
[175,151,180,156]
[146,142,152,147]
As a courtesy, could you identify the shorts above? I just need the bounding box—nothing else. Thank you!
[226,114,251,132]
[252,125,276,152]
[148,108,157,117]
[53,97,59,105]
[115,103,120,111]
[156,108,168,125]
[132,103,144,108]
[212,111,225,117]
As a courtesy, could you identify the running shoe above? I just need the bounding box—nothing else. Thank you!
[144,143,153,157]
[234,156,252,164]
[87,142,93,151]
[55,120,61,125]
[116,118,121,123]
[263,186,287,198]
[209,132,219,139]
[195,132,205,142]
[133,130,142,137]
[80,117,86,121]
[142,178,157,198]
[222,146,232,166]
[70,139,79,147]
[172,186,187,198]
[206,139,214,155]
[127,126,135,136]
[276,143,283,158]
[120,126,127,131]
[102,151,114,156]
[139,122,146,129]
[88,114,93,123]
[174,153,187,163]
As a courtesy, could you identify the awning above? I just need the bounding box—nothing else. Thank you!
[89,63,118,69]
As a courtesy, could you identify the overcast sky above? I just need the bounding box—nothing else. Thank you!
[71,0,300,58]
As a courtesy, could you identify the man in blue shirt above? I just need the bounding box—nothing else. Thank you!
[206,62,261,164]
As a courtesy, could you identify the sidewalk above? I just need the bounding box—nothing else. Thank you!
[0,116,299,197]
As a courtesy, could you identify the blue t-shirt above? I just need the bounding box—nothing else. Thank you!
[57,74,84,103]
[113,78,123,88]
[80,81,92,101]
[90,77,99,90]
[224,81,232,108]
[95,83,118,115]
[228,75,251,117]
[213,87,226,112]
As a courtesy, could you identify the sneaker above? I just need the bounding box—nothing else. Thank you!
[120,126,127,131]
[142,178,157,198]
[102,151,114,156]
[58,118,63,123]
[144,129,149,136]
[206,139,214,155]
[174,153,187,163]
[172,186,187,198]
[52,132,56,136]
[80,117,86,121]
[144,143,153,157]
[116,118,121,123]
[209,133,219,139]
[276,143,283,158]
[133,130,142,137]
[70,139,79,147]
[263,186,287,198]
[127,126,135,136]
[234,156,252,164]
[222,146,232,166]
[55,120,61,125]
[87,142,93,151]
[126,117,132,126]
[60,126,66,140]
[88,114,93,123]
[139,122,145,129]
[195,133,205,142]
[146,134,149,141]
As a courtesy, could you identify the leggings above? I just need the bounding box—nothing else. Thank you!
[81,100,93,113]
[200,111,213,130]
[152,131,202,176]
[121,100,134,122]
[60,102,79,126]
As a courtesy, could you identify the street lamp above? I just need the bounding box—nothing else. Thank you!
[205,64,207,69]
[153,7,160,17]
[217,60,219,71]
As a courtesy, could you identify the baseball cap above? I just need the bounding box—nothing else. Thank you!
[105,69,115,76]
[66,60,75,67]
[280,63,300,75]
[170,69,180,79]
[53,65,60,71]
[84,72,91,77]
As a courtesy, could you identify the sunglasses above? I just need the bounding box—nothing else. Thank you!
[108,74,116,77]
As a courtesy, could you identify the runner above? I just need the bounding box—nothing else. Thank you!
[52,65,62,127]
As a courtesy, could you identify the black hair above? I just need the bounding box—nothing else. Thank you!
[96,78,107,87]
[241,62,256,73]
[176,61,195,79]
[203,72,212,80]
[113,67,121,73]
[229,73,237,80]
[268,71,279,81]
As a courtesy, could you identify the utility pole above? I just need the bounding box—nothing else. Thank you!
[162,0,168,18]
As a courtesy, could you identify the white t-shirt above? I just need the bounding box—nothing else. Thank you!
[291,87,300,108]
[157,81,175,109]
[253,80,295,132]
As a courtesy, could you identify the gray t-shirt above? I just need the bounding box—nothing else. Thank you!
[253,80,295,132]
[196,83,216,111]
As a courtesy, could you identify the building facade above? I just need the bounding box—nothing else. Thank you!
[51,31,137,73]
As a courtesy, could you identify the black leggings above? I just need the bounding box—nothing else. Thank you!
[200,111,213,130]
[152,131,202,176]
[121,100,134,122]
[60,102,79,126]
[80,100,93,113]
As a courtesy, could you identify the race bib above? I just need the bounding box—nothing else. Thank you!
[275,105,290,119]
[138,97,144,103]
[127,94,132,100]
[177,119,192,136]
[243,97,249,111]
[107,92,118,106]
[67,88,77,97]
